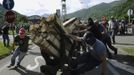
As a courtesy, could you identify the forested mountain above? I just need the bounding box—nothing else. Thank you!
[66,0,131,20]
[111,0,134,19]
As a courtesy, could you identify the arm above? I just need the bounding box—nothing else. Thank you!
[78,29,87,33]
[12,36,19,51]
[67,31,88,42]
[72,28,87,35]
[67,34,82,42]
[14,36,19,46]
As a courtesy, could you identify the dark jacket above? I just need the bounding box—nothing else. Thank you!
[14,35,30,52]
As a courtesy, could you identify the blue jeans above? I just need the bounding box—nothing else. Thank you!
[10,47,26,66]
[110,29,116,44]
[93,39,107,57]
[2,34,10,47]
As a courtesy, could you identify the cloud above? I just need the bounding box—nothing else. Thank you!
[0,0,117,16]
[0,0,61,16]
[13,0,61,16]
[66,0,83,13]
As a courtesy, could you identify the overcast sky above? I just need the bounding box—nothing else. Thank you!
[0,0,117,16]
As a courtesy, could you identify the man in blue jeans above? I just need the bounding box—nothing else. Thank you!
[7,28,30,68]
[2,24,10,47]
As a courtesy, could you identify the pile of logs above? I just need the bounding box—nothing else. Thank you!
[30,14,77,58]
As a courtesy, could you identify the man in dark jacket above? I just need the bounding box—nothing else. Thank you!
[2,24,10,47]
[8,28,30,68]
[67,31,107,75]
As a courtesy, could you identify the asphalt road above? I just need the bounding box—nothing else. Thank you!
[0,35,134,75]
[0,44,134,75]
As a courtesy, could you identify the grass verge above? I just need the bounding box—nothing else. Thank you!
[0,41,12,59]
[122,47,134,56]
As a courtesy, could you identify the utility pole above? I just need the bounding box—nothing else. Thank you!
[61,0,66,21]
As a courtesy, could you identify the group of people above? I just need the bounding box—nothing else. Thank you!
[65,16,118,75]
[0,16,119,75]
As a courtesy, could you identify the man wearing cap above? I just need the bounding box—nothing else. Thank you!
[8,28,30,68]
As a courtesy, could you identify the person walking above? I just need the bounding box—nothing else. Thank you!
[108,16,118,44]
[100,20,118,57]
[1,23,10,47]
[7,28,30,68]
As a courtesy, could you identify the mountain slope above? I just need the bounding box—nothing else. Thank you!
[66,0,127,20]
[0,3,6,23]
[111,0,134,19]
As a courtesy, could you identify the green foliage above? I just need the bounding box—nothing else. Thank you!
[0,41,12,56]
[122,47,134,56]
[111,0,134,19]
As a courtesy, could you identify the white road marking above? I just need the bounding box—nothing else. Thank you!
[0,46,39,72]
[0,45,133,75]
[26,56,44,70]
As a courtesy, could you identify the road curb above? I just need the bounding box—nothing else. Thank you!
[108,59,134,74]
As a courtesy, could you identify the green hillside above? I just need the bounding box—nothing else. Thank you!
[111,0,134,19]
[0,3,6,23]
[67,0,130,20]
[0,3,26,24]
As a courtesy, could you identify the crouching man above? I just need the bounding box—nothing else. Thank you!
[7,28,30,68]
[67,31,107,75]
